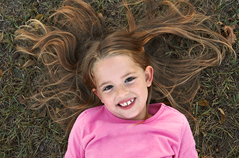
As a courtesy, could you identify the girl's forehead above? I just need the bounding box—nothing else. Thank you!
[93,54,140,71]
[92,55,143,82]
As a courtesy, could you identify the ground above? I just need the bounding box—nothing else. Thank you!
[0,0,238,157]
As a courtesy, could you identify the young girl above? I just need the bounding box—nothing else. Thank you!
[15,0,233,157]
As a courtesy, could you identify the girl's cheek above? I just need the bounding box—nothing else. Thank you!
[103,91,114,98]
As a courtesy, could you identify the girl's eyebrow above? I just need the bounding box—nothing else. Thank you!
[121,72,134,79]
[99,81,110,89]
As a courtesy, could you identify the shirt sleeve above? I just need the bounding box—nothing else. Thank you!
[178,116,198,158]
[65,113,86,158]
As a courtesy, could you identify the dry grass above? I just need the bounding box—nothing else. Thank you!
[0,0,238,157]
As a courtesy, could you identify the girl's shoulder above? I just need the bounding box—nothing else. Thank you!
[149,103,189,125]
[149,103,185,116]
[76,105,105,121]
[82,105,104,115]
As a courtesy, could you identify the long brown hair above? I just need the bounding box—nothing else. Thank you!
[15,0,233,133]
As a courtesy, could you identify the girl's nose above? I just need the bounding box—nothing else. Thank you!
[116,85,129,97]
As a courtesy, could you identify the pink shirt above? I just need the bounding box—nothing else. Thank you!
[65,103,198,158]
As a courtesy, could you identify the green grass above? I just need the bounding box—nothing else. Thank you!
[0,0,238,157]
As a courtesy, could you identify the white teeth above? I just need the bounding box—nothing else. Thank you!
[119,99,134,107]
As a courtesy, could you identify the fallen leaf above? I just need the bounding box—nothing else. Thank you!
[215,145,220,153]
[34,2,39,8]
[21,59,35,68]
[218,108,225,123]
[111,10,116,16]
[17,97,27,105]
[0,69,2,77]
[56,107,60,114]
[216,21,223,26]
[197,99,209,106]
[38,107,47,118]
[35,14,44,21]
[34,14,44,30]
[0,32,4,42]
[194,121,199,136]
[39,144,44,151]
[13,52,20,59]
[228,8,233,12]
[231,24,236,29]
[224,25,237,44]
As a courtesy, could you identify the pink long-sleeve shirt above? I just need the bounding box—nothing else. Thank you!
[65,103,198,158]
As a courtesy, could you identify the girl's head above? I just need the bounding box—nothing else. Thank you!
[82,31,154,120]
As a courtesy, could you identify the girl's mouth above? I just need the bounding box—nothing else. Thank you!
[117,98,136,109]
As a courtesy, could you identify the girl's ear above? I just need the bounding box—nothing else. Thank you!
[145,66,154,87]
[92,88,102,101]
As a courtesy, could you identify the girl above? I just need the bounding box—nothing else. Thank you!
[15,0,233,157]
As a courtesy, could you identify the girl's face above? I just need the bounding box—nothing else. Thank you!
[92,55,153,120]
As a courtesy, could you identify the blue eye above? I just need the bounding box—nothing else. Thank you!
[103,85,113,91]
[125,77,135,83]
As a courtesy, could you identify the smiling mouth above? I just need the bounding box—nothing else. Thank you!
[118,98,135,107]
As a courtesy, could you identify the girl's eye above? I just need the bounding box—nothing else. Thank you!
[125,77,135,83]
[103,85,113,91]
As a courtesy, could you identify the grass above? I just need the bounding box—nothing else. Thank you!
[0,0,239,157]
